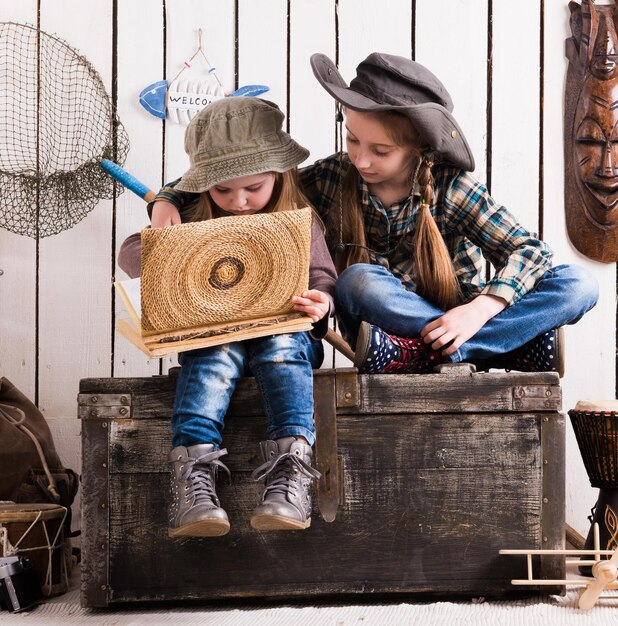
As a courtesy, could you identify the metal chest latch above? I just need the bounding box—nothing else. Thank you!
[77,394,131,419]
[512,385,561,411]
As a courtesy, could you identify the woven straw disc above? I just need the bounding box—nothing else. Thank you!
[140,207,312,333]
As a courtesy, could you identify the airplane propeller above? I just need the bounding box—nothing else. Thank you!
[578,547,618,610]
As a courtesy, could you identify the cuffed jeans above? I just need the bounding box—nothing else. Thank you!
[172,332,324,448]
[335,263,598,363]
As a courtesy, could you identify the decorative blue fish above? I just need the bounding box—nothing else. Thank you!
[139,80,168,119]
[139,78,269,124]
[229,85,270,98]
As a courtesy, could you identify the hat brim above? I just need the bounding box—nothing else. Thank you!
[175,138,310,193]
[310,53,475,171]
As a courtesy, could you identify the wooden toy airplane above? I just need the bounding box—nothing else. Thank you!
[500,523,618,610]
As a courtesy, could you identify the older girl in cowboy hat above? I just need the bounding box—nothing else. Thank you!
[145,53,598,375]
[301,52,598,374]
[118,97,336,537]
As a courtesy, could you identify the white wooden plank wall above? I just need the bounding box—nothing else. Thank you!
[0,4,37,399]
[0,0,614,539]
[115,0,163,380]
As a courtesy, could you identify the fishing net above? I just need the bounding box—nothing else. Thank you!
[0,22,129,238]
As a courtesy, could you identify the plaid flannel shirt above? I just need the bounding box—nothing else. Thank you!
[150,153,552,307]
[298,154,552,306]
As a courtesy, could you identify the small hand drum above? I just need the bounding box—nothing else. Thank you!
[0,503,68,596]
[569,400,618,575]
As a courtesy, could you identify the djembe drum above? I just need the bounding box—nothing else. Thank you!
[569,400,618,575]
[0,503,68,596]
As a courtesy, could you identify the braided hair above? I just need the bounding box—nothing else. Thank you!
[413,153,462,311]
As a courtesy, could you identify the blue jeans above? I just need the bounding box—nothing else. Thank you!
[335,263,598,363]
[172,332,324,448]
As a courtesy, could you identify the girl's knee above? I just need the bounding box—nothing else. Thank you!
[263,333,298,355]
[251,333,319,364]
[551,264,599,313]
[180,343,230,363]
[179,342,246,374]
[335,263,389,311]
[571,265,599,306]
[336,264,372,300]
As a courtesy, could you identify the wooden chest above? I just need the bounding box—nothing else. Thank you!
[78,367,565,607]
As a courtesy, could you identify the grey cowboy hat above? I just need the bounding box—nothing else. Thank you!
[310,52,475,171]
[176,97,310,193]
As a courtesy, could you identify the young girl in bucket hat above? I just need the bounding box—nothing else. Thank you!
[146,53,598,376]
[118,97,336,537]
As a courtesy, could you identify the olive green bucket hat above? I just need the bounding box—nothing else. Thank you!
[176,97,310,193]
[310,52,474,171]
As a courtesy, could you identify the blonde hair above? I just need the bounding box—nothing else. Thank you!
[335,109,462,311]
[184,170,313,222]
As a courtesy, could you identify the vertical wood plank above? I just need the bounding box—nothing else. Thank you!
[0,2,38,398]
[415,0,488,181]
[543,0,616,536]
[338,0,412,77]
[415,1,490,287]
[0,2,34,20]
[238,0,288,114]
[79,414,111,607]
[114,0,164,377]
[38,1,114,415]
[289,0,335,167]
[492,1,541,231]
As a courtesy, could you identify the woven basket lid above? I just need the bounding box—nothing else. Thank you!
[140,207,312,333]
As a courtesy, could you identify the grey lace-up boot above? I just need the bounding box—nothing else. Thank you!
[250,437,321,530]
[168,443,231,538]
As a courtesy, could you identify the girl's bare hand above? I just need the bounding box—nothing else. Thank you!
[420,295,507,356]
[292,290,330,323]
[151,201,181,228]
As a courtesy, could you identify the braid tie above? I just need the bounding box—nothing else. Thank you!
[419,152,435,208]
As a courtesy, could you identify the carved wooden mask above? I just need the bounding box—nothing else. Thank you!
[566,0,618,262]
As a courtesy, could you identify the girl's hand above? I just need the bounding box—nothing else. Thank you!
[151,201,181,228]
[420,295,507,356]
[292,290,330,323]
